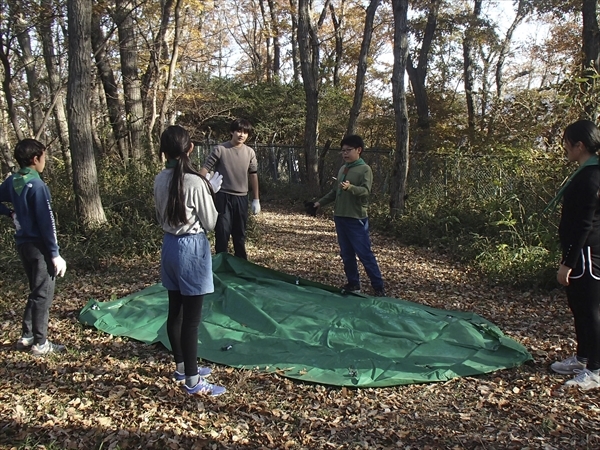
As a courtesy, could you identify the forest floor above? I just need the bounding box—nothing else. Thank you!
[1,203,599,450]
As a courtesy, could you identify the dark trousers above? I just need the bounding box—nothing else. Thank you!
[566,247,600,371]
[214,192,249,259]
[334,216,384,291]
[166,291,204,376]
[17,242,56,345]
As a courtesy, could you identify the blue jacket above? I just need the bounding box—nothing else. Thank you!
[0,171,60,258]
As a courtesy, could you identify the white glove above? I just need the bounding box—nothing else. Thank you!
[52,255,67,277]
[207,171,223,193]
[251,199,261,215]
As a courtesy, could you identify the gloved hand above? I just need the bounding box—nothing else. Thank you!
[52,255,67,277]
[206,171,223,193]
[251,199,261,215]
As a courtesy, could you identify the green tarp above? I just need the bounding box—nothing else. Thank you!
[79,253,531,387]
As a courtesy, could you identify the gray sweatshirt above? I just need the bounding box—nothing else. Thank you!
[202,141,258,196]
[154,169,218,235]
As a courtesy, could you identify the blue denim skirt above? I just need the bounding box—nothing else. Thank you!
[161,232,214,296]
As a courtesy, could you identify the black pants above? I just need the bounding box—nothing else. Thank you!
[214,192,249,259]
[17,242,56,345]
[566,246,600,371]
[166,291,204,376]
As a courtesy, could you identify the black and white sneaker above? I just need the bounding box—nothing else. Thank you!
[32,340,66,356]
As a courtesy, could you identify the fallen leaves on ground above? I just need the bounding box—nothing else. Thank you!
[1,203,599,449]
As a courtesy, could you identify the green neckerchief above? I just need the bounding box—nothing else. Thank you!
[544,154,600,214]
[338,158,366,195]
[13,167,41,195]
[165,159,178,169]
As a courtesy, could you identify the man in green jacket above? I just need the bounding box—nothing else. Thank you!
[313,135,385,296]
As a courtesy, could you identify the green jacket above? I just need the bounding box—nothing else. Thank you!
[317,163,373,219]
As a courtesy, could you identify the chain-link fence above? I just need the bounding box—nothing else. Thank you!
[193,143,569,216]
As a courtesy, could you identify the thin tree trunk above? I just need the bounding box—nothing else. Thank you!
[0,34,24,142]
[141,0,174,105]
[495,0,530,99]
[67,0,107,230]
[38,0,72,177]
[462,0,482,141]
[289,0,301,84]
[0,95,15,172]
[389,0,409,218]
[91,9,128,161]
[267,0,281,79]
[582,0,600,72]
[12,8,44,135]
[259,0,273,82]
[406,0,439,133]
[582,0,600,118]
[158,0,183,137]
[346,0,381,136]
[114,0,144,162]
[297,0,322,186]
[329,2,343,87]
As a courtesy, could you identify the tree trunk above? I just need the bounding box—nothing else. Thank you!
[406,0,439,132]
[13,12,44,135]
[0,34,25,142]
[582,0,600,72]
[91,10,129,162]
[259,0,273,82]
[67,0,107,230]
[0,95,15,172]
[289,0,301,84]
[346,0,380,136]
[389,0,409,219]
[158,0,183,136]
[329,3,343,88]
[495,0,530,99]
[267,0,281,79]
[141,0,174,105]
[38,0,72,177]
[297,0,322,187]
[114,0,145,162]
[462,0,482,141]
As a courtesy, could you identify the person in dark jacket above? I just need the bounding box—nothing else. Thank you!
[0,139,67,356]
[551,120,600,390]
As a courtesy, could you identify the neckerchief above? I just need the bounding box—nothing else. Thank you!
[13,167,41,195]
[544,154,600,214]
[165,159,178,169]
[338,158,366,195]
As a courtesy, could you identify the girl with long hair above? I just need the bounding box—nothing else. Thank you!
[154,125,225,396]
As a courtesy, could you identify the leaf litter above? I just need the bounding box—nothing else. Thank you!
[1,205,599,449]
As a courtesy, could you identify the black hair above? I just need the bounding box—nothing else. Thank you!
[230,118,253,134]
[563,120,600,154]
[14,139,46,168]
[160,125,212,227]
[340,134,365,153]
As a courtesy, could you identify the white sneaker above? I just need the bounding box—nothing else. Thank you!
[16,336,34,350]
[551,355,586,375]
[564,369,600,391]
[32,340,66,356]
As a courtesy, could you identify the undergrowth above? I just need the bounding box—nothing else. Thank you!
[0,150,568,291]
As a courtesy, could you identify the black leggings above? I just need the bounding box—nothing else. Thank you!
[566,247,600,371]
[166,291,204,376]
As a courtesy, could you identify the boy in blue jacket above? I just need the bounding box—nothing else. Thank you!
[0,139,67,356]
